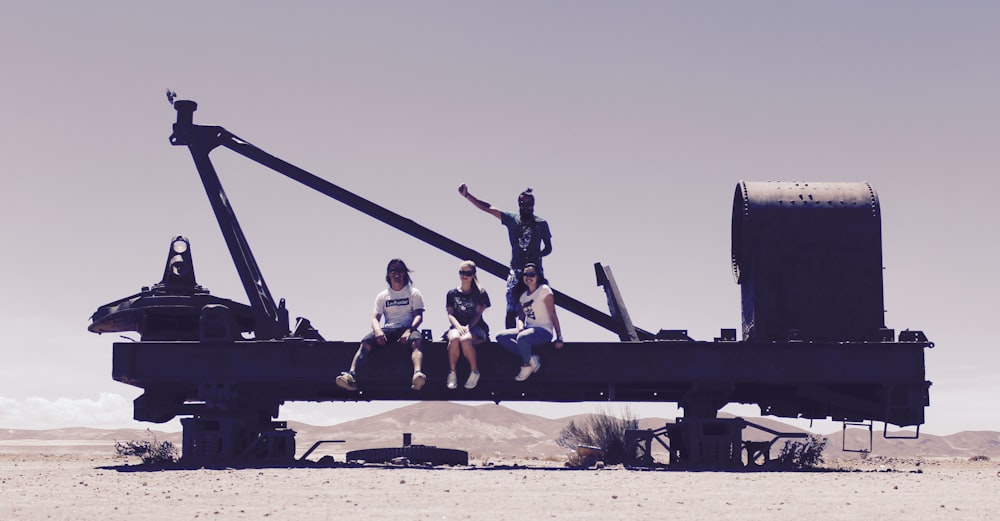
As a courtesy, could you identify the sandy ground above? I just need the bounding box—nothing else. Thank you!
[1,449,998,521]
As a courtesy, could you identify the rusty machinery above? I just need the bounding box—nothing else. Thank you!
[88,98,932,467]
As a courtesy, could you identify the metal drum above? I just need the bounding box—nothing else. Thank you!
[732,181,885,342]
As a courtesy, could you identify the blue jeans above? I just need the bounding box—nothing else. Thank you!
[496,327,552,365]
[505,269,521,313]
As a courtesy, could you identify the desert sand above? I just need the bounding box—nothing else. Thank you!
[1,448,997,521]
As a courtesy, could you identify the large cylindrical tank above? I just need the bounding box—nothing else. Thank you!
[731,181,885,342]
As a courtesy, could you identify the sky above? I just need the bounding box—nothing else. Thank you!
[1,1,997,436]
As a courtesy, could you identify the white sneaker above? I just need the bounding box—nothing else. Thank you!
[411,371,427,391]
[515,365,533,382]
[446,371,458,390]
[530,355,541,374]
[464,371,480,389]
[335,372,357,391]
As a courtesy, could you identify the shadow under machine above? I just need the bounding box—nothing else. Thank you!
[88,98,932,467]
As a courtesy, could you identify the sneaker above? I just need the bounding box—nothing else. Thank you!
[446,371,458,390]
[514,365,533,382]
[464,371,481,389]
[411,371,427,390]
[335,372,357,391]
[530,355,541,374]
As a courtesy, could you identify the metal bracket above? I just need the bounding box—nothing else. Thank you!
[624,424,671,467]
[899,330,930,344]
[299,439,346,461]
[883,422,920,440]
[841,420,874,453]
[741,418,808,467]
[594,263,654,341]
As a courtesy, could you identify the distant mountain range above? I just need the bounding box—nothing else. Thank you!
[3,402,998,461]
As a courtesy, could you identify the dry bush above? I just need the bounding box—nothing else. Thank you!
[969,455,991,462]
[776,434,828,469]
[556,407,638,467]
[115,431,178,465]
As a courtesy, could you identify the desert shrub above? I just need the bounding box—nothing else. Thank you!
[969,455,990,462]
[115,431,178,465]
[556,407,638,467]
[776,435,828,469]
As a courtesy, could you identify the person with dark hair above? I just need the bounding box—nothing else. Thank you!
[495,263,564,381]
[336,259,427,391]
[458,184,553,328]
[443,260,491,389]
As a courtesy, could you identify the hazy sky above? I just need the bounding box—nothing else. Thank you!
[1,1,996,435]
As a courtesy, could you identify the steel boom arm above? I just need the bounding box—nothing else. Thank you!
[169,100,645,339]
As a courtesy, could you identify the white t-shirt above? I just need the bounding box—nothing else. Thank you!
[374,284,425,329]
[519,284,554,335]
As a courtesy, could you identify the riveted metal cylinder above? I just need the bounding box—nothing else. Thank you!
[732,181,885,342]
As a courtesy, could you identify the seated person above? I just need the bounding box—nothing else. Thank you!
[495,263,564,381]
[444,260,491,389]
[336,258,427,391]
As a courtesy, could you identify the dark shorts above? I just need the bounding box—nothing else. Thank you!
[362,326,421,348]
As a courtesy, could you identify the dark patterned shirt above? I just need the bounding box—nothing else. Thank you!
[445,288,491,333]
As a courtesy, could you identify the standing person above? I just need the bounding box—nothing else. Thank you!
[444,260,491,389]
[495,263,564,381]
[336,259,427,391]
[458,184,552,328]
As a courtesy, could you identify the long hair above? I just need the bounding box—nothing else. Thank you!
[459,260,484,296]
[513,262,547,299]
[385,258,413,285]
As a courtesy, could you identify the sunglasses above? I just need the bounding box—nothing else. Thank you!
[459,270,475,276]
[389,268,407,273]
[522,271,538,277]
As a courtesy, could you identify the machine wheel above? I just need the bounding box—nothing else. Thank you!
[346,445,468,466]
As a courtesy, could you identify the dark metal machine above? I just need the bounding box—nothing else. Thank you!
[89,98,932,467]
[733,181,887,343]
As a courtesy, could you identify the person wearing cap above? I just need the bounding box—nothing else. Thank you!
[457,184,552,328]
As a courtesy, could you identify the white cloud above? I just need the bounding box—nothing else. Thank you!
[0,395,406,431]
[0,393,180,431]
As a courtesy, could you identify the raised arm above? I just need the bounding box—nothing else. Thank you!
[458,184,502,219]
